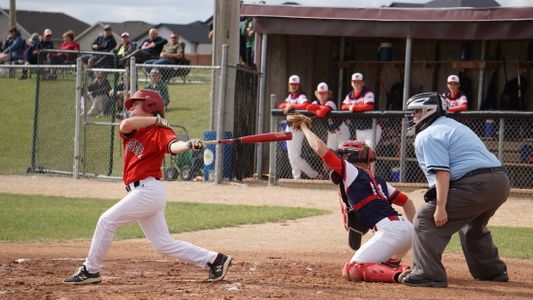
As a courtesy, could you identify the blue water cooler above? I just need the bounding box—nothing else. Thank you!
[203,131,233,181]
[378,42,393,61]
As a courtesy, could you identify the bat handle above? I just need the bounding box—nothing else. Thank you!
[203,140,218,145]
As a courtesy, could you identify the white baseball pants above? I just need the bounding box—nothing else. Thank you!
[84,177,218,273]
[286,127,318,179]
[327,123,351,150]
[355,124,382,151]
[351,216,413,263]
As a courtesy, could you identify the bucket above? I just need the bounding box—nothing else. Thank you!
[391,167,400,182]
[378,42,393,61]
[484,119,496,138]
[521,144,532,164]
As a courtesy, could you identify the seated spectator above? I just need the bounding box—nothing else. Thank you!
[82,25,117,68]
[109,76,129,119]
[0,27,25,64]
[84,72,112,117]
[115,32,136,66]
[123,28,167,63]
[49,30,80,64]
[144,68,170,107]
[145,32,185,65]
[341,72,382,151]
[18,33,40,80]
[443,74,468,112]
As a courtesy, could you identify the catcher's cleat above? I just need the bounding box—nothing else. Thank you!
[63,265,102,285]
[401,273,448,288]
[208,253,232,282]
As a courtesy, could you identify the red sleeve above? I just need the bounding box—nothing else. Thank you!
[389,190,409,206]
[290,102,308,110]
[314,105,332,118]
[279,102,287,109]
[160,127,179,154]
[306,103,320,113]
[322,149,343,174]
[352,103,375,112]
[341,104,351,111]
[448,103,468,112]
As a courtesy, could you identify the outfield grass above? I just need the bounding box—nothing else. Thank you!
[0,193,327,241]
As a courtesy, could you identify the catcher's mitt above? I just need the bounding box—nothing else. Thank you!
[286,113,312,130]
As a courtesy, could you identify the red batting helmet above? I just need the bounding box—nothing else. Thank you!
[124,89,165,117]
[336,140,375,165]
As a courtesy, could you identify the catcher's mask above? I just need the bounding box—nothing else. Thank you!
[124,89,165,117]
[336,141,375,165]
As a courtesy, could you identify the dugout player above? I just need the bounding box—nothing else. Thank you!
[297,120,417,283]
[63,89,232,285]
[443,75,468,113]
[401,92,509,288]
[279,75,319,179]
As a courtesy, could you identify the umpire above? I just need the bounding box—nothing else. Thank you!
[401,92,510,288]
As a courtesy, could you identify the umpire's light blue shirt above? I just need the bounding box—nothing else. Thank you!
[414,116,502,187]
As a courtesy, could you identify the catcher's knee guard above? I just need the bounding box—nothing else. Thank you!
[342,262,406,283]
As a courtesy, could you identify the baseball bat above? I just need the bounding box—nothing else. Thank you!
[203,132,292,145]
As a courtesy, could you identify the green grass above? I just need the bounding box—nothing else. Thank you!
[0,70,212,176]
[446,226,532,259]
[0,193,327,241]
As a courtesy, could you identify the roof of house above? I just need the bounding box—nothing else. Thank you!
[155,21,211,44]
[241,4,533,40]
[2,9,89,38]
[425,0,500,7]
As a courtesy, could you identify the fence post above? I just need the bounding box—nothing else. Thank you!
[399,35,412,182]
[268,94,278,186]
[255,33,268,179]
[498,118,505,160]
[73,58,83,179]
[129,57,137,95]
[215,44,229,184]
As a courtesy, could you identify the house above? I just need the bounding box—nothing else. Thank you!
[0,9,89,43]
[135,21,212,65]
[76,21,153,51]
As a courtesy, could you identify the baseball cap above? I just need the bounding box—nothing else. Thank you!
[351,73,363,81]
[447,75,460,83]
[44,29,52,36]
[150,68,160,74]
[104,24,112,31]
[121,32,130,38]
[288,75,300,84]
[317,82,329,92]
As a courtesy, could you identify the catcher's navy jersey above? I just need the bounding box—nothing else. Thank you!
[322,150,399,228]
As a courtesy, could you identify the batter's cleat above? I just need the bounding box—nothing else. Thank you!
[208,253,232,282]
[63,265,102,285]
[402,273,448,288]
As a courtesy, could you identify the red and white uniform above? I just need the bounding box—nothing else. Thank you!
[83,124,218,274]
[307,100,350,150]
[443,90,468,113]
[341,88,382,151]
[280,93,318,179]
[322,149,412,263]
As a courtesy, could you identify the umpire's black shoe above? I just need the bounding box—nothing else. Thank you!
[63,265,102,285]
[402,273,448,288]
[208,253,232,282]
[477,269,509,282]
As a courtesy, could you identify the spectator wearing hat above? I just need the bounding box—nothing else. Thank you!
[82,25,117,68]
[144,68,170,107]
[115,32,136,66]
[145,32,184,66]
[49,30,80,64]
[35,29,55,63]
[0,27,25,64]
[443,74,468,113]
[341,72,382,151]
[279,74,319,180]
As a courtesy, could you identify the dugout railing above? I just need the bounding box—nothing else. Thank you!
[269,102,533,192]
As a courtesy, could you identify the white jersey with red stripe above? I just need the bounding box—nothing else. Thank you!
[443,90,468,110]
[343,88,375,106]
[284,92,308,105]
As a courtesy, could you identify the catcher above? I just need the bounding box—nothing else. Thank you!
[287,113,416,283]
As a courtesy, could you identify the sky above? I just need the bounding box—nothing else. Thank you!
[0,0,531,26]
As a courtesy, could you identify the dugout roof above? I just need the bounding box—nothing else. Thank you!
[241,4,533,40]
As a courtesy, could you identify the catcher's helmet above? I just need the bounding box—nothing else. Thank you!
[124,89,165,117]
[336,140,375,165]
[405,92,446,135]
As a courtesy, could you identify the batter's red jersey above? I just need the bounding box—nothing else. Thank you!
[121,125,178,185]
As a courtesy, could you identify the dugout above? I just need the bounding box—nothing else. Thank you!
[241,4,533,113]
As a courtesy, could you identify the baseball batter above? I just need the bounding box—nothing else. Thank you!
[279,75,319,179]
[443,74,468,113]
[63,89,232,285]
[290,115,417,283]
[341,72,382,151]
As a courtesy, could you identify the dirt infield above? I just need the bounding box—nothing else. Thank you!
[1,175,532,299]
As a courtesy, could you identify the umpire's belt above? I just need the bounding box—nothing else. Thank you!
[125,177,159,192]
[458,166,505,180]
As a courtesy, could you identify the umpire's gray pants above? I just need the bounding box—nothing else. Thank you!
[411,170,510,282]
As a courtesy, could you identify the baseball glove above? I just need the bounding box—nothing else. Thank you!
[286,113,312,130]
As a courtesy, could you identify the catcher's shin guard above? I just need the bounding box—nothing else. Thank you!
[342,262,404,283]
